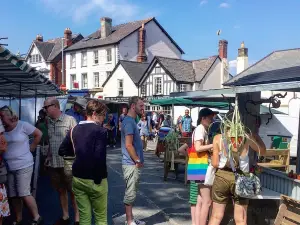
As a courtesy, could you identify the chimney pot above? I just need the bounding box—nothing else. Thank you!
[64,28,73,47]
[36,34,43,42]
[238,41,248,57]
[219,39,228,59]
[101,17,112,38]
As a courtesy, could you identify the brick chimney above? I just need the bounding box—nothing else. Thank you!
[101,17,112,38]
[36,34,43,42]
[64,28,72,47]
[219,39,228,59]
[137,23,147,63]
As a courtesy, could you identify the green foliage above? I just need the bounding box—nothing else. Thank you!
[164,130,180,151]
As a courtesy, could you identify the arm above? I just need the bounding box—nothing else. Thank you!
[194,125,213,153]
[125,135,140,162]
[194,140,213,153]
[58,130,74,156]
[30,128,42,152]
[211,135,221,168]
[94,130,107,171]
[248,133,266,155]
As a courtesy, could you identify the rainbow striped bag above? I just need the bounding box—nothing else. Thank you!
[187,132,209,181]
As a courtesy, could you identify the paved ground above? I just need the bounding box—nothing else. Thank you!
[4,140,192,225]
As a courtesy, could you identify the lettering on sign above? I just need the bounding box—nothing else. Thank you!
[105,95,170,103]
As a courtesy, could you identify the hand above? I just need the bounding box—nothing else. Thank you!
[30,145,36,152]
[135,162,143,168]
[44,156,51,167]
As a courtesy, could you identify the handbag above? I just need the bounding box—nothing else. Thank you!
[63,128,76,177]
[223,134,261,198]
[187,130,212,182]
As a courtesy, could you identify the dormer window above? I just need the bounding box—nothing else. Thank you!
[30,54,42,63]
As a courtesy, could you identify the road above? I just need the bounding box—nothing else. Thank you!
[4,141,192,225]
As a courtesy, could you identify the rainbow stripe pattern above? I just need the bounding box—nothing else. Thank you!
[187,150,209,181]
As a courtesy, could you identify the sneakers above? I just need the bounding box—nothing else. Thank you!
[125,219,146,225]
[31,217,43,225]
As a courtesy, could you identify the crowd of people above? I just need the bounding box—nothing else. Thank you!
[0,95,268,225]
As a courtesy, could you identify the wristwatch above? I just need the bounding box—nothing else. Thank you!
[135,159,141,163]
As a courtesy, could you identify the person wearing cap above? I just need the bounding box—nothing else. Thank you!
[188,107,214,225]
[66,97,87,123]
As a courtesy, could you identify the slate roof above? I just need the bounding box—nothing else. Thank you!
[225,48,300,86]
[156,57,195,82]
[28,34,83,62]
[65,17,184,54]
[102,60,149,87]
[192,56,219,82]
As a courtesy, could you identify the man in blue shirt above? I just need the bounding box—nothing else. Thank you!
[65,97,87,123]
[179,109,193,137]
[121,96,145,225]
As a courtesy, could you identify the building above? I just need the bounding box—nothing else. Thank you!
[233,42,300,116]
[26,29,83,86]
[64,17,184,97]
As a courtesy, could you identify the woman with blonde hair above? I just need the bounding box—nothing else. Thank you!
[59,100,109,225]
[0,106,43,225]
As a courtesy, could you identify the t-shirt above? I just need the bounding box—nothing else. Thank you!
[121,116,144,165]
[3,121,36,171]
[194,124,208,144]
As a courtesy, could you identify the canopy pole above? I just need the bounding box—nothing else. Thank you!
[19,83,21,120]
[34,90,37,124]
[172,104,174,127]
[296,105,300,174]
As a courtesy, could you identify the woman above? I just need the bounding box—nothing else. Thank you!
[104,114,116,148]
[59,100,109,225]
[137,115,149,151]
[162,115,172,128]
[188,108,214,225]
[208,112,266,225]
[0,106,43,225]
[0,118,10,225]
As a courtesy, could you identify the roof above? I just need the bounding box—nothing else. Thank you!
[156,56,195,82]
[65,17,184,54]
[225,48,300,86]
[27,34,83,62]
[0,45,61,97]
[192,56,219,82]
[102,60,149,87]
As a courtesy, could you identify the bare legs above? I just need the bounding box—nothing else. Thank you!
[196,186,211,225]
[208,202,248,225]
[11,196,40,222]
[125,204,133,224]
[58,188,69,220]
[70,192,80,222]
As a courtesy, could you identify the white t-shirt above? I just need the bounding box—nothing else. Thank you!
[193,124,208,144]
[3,121,35,171]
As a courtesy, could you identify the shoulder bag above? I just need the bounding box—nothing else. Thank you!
[223,134,261,198]
[63,128,76,177]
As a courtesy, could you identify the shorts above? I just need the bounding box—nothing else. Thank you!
[122,165,140,205]
[212,169,249,205]
[189,181,198,205]
[49,167,72,192]
[7,165,33,197]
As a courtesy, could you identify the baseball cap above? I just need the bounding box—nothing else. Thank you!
[74,97,88,109]
[199,108,214,118]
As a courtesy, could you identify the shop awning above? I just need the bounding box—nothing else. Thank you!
[150,98,230,108]
[0,46,61,98]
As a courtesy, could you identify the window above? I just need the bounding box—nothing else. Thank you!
[81,73,88,88]
[30,54,42,63]
[106,49,112,62]
[154,66,161,74]
[70,74,76,89]
[162,106,172,115]
[81,52,87,67]
[94,72,100,87]
[141,85,146,96]
[180,84,187,92]
[70,54,76,68]
[154,77,162,94]
[106,71,112,78]
[118,79,123,96]
[93,51,99,64]
[145,105,150,111]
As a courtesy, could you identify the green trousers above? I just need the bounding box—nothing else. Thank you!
[72,177,108,225]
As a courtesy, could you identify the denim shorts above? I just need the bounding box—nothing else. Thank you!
[7,165,33,197]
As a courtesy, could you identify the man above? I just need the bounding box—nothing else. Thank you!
[65,97,87,123]
[119,107,128,131]
[121,96,145,225]
[43,97,79,225]
[179,109,193,137]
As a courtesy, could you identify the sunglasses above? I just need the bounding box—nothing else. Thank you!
[43,104,55,110]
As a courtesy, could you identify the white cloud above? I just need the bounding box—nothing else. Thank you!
[39,0,142,23]
[200,0,208,6]
[219,2,230,8]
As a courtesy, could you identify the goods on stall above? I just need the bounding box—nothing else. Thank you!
[164,130,180,170]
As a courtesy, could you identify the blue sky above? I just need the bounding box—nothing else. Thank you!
[2,0,300,74]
